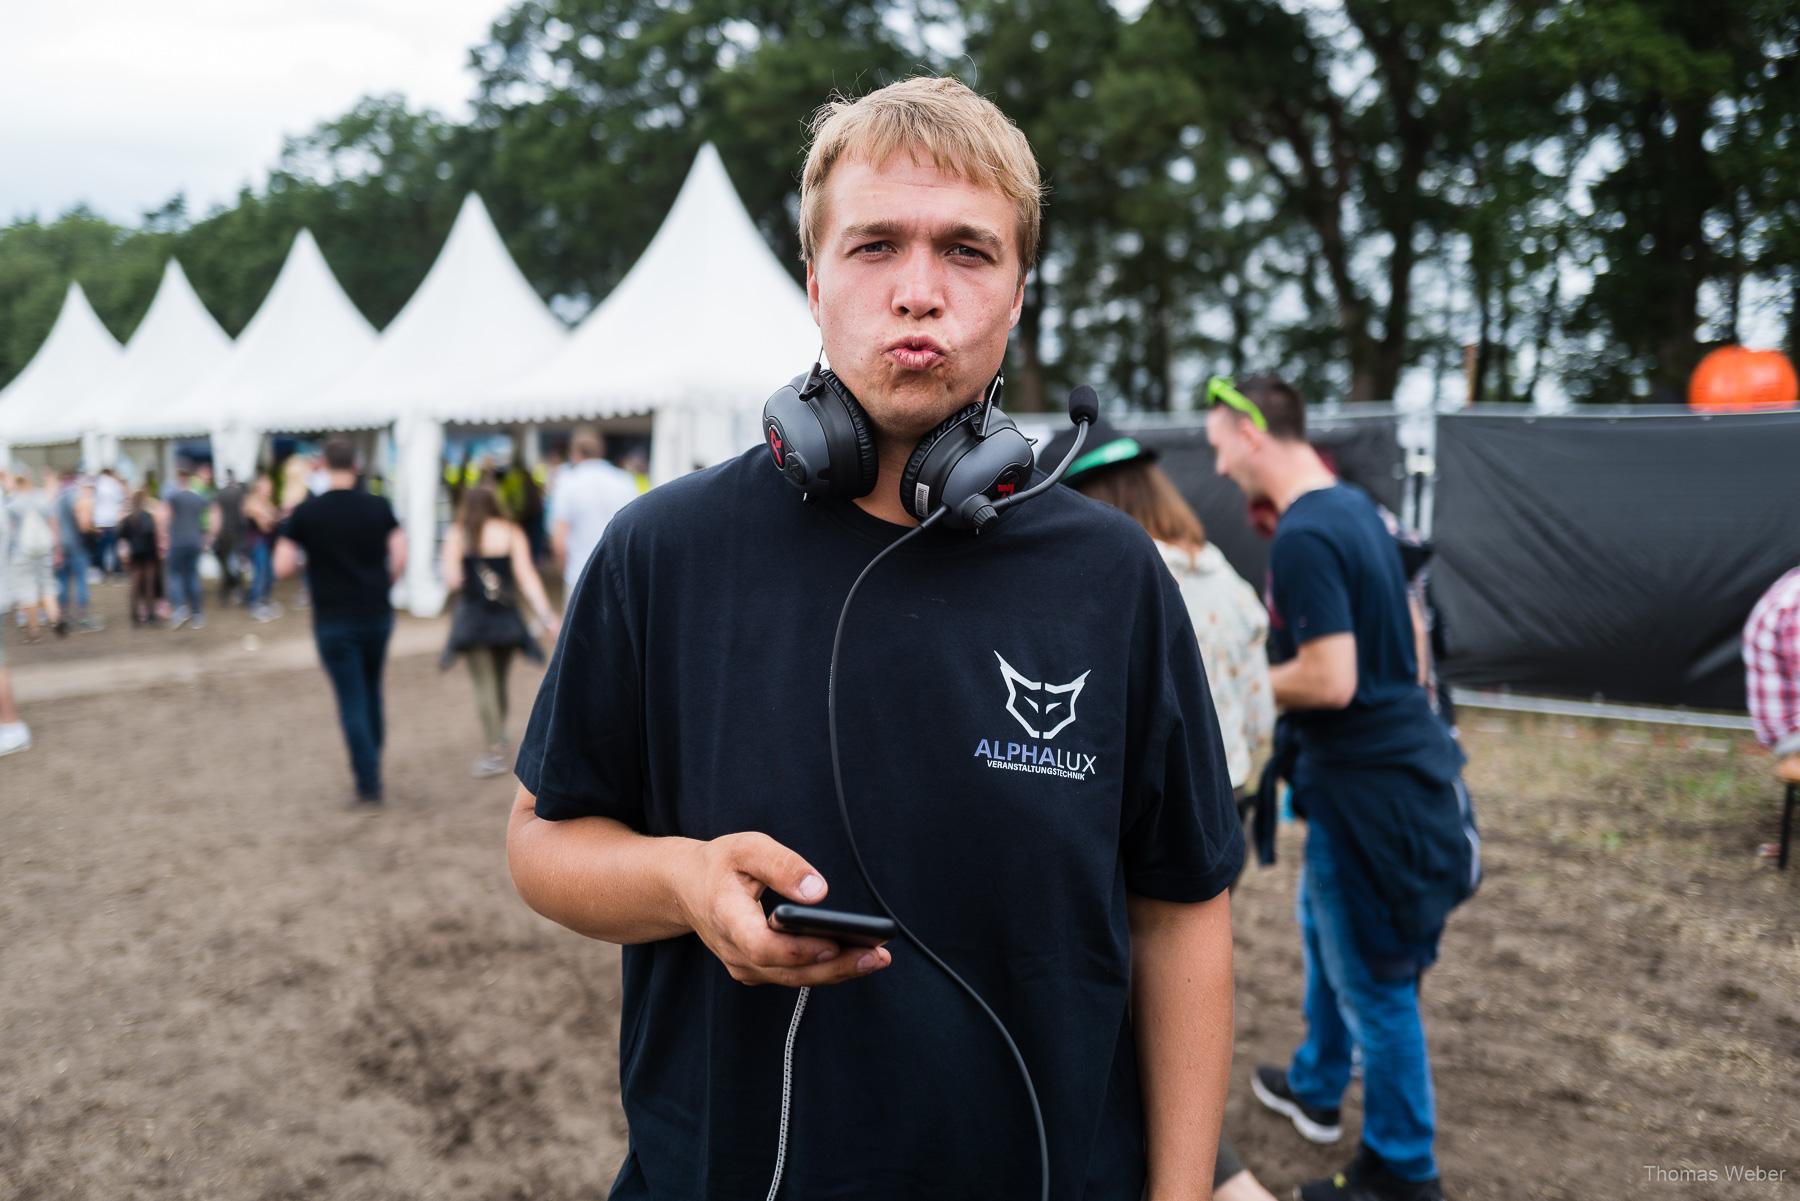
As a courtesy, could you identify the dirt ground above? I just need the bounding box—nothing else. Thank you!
[2,577,1796,1201]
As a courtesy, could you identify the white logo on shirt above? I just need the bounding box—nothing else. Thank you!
[994,652,1089,740]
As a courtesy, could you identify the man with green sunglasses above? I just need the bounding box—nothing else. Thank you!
[1206,374,1476,1201]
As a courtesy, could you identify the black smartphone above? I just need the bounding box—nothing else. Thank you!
[767,903,897,948]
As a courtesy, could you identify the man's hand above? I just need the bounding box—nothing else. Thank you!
[676,832,892,988]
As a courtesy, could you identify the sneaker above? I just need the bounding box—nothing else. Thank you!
[77,616,105,633]
[1252,1065,1343,1144]
[53,617,70,639]
[0,722,30,758]
[349,791,384,810]
[169,607,191,630]
[471,751,510,779]
[1296,1146,1444,1201]
[190,614,207,631]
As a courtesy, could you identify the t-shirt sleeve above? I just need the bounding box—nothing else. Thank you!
[514,543,646,827]
[1270,528,1353,645]
[1120,573,1246,903]
[378,497,399,533]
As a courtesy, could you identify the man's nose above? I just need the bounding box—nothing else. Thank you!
[891,247,946,319]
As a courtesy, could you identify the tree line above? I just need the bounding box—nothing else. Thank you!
[2,0,1795,412]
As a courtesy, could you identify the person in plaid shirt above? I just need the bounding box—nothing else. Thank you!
[1744,565,1800,761]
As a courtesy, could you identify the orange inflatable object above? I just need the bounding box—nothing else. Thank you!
[1688,346,1798,412]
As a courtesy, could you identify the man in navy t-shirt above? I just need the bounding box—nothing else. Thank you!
[506,78,1244,1200]
[1206,376,1476,1201]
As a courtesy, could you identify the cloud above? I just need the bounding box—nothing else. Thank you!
[0,0,505,224]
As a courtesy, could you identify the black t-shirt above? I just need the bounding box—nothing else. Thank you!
[281,489,398,621]
[214,483,246,540]
[1267,483,1438,764]
[516,448,1243,1201]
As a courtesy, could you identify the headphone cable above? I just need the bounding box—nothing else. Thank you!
[819,505,1051,1201]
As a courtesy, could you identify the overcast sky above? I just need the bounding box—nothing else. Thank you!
[1,0,508,225]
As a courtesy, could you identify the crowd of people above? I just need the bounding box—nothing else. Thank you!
[0,431,644,779]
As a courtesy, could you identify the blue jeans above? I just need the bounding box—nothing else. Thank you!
[248,542,273,606]
[57,547,89,614]
[1287,823,1438,1182]
[314,613,394,799]
[167,546,204,614]
[95,528,120,575]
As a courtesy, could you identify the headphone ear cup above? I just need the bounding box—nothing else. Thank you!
[813,371,880,495]
[899,403,982,521]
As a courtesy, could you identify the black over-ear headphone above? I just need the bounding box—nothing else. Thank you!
[762,363,1037,532]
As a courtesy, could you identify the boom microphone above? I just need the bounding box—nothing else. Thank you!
[964,385,1096,528]
[1067,383,1099,427]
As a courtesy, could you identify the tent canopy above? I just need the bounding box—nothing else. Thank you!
[312,194,568,430]
[0,282,125,449]
[491,142,818,427]
[147,229,376,440]
[92,259,233,438]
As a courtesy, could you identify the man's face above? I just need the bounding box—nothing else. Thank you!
[807,152,1025,443]
[1205,406,1262,499]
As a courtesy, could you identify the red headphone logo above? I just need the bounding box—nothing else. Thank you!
[766,423,785,467]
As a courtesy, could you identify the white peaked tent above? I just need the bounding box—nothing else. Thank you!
[86,259,233,468]
[0,282,124,461]
[316,193,570,614]
[495,142,819,483]
[150,229,376,480]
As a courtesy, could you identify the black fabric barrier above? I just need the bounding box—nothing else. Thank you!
[1137,416,1408,590]
[1431,411,1800,710]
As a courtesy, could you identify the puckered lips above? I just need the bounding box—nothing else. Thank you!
[884,335,948,372]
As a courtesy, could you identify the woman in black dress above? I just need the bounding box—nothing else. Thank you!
[116,490,162,627]
[440,485,559,777]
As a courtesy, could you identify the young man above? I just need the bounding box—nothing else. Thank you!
[1206,377,1476,1201]
[508,78,1242,1200]
[276,439,406,806]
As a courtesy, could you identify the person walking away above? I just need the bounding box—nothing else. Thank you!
[0,477,28,757]
[1206,374,1477,1201]
[243,474,281,621]
[213,470,248,606]
[54,471,103,631]
[92,467,126,577]
[549,429,638,591]
[439,485,558,778]
[117,490,162,626]
[7,469,63,641]
[162,465,212,630]
[275,438,406,806]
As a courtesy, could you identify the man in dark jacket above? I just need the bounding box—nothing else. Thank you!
[1207,375,1478,1201]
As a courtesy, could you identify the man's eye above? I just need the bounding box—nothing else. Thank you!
[854,241,893,255]
[949,245,989,261]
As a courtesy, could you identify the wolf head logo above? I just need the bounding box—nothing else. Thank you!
[994,652,1090,740]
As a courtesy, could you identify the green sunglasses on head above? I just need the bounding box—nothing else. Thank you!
[1205,376,1268,432]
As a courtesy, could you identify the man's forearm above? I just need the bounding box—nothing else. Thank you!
[506,787,701,944]
[1130,890,1233,1201]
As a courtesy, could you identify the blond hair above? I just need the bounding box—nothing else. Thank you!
[799,76,1044,273]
